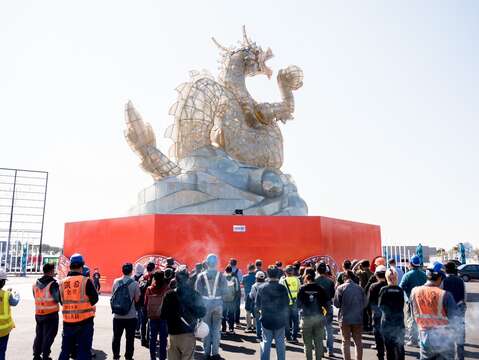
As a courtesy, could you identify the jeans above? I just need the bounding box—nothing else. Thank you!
[112,318,137,360]
[325,304,334,353]
[261,327,285,360]
[406,302,419,344]
[383,328,405,360]
[302,315,325,360]
[202,304,222,356]
[136,306,142,331]
[59,321,94,360]
[0,335,9,360]
[222,301,235,331]
[454,305,466,360]
[285,304,299,340]
[141,307,149,342]
[363,306,372,330]
[254,308,263,339]
[33,313,59,360]
[419,328,455,360]
[245,295,253,329]
[372,308,384,360]
[149,319,168,360]
[234,295,241,324]
[340,323,363,360]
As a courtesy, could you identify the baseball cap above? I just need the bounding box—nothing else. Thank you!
[375,265,387,274]
[255,271,265,279]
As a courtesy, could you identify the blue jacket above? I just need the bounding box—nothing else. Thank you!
[399,268,427,299]
[242,272,256,296]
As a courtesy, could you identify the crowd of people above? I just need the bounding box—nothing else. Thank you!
[0,252,468,360]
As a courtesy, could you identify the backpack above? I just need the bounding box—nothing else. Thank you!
[110,278,134,315]
[223,276,237,302]
[146,288,168,320]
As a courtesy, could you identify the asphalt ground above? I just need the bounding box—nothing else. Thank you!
[5,276,479,359]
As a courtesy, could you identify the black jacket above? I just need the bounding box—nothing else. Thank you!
[256,281,289,330]
[378,285,405,330]
[442,274,465,305]
[368,280,387,306]
[297,282,328,317]
[160,284,206,335]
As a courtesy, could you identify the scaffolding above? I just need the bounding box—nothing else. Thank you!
[0,168,48,273]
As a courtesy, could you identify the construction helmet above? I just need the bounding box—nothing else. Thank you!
[410,255,421,267]
[70,253,84,267]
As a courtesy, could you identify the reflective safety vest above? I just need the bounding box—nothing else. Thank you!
[0,290,14,337]
[60,275,95,323]
[201,272,222,300]
[283,276,300,305]
[411,285,448,330]
[33,282,60,315]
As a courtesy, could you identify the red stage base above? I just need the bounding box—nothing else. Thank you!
[63,214,381,292]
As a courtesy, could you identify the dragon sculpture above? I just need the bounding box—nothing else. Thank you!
[125,27,308,216]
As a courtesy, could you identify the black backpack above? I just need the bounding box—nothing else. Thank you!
[110,278,134,315]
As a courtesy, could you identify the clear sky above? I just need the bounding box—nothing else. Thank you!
[1,1,478,249]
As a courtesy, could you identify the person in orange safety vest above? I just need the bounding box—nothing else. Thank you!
[410,261,458,360]
[32,263,60,360]
[58,253,98,360]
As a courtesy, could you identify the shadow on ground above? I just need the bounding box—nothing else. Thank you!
[467,292,479,302]
[92,349,108,359]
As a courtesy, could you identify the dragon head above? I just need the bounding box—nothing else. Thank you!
[212,26,274,79]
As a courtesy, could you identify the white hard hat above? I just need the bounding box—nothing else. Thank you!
[0,269,7,280]
[195,320,209,339]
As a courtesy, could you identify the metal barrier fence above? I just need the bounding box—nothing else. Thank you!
[0,241,42,274]
[0,168,48,274]
[382,244,414,268]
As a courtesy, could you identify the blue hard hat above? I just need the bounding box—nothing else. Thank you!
[206,253,218,268]
[410,255,421,267]
[428,261,445,274]
[70,253,85,267]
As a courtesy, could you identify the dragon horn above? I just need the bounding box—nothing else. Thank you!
[211,37,229,52]
[242,25,251,47]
